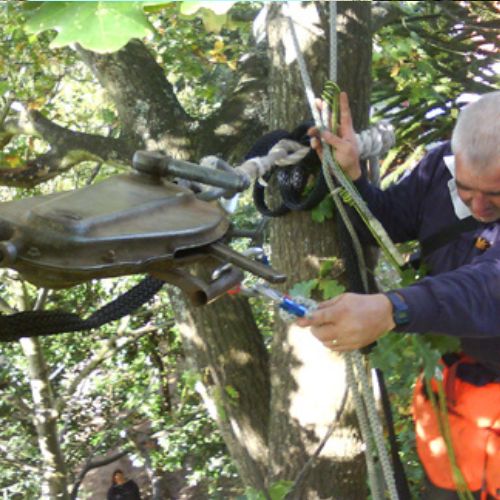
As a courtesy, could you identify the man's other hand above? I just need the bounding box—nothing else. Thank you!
[308,92,362,181]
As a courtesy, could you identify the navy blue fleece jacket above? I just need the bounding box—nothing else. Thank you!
[354,141,500,372]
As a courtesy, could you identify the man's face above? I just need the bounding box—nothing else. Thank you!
[455,153,500,223]
[114,472,126,485]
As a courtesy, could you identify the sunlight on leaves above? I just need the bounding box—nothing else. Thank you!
[25,1,155,53]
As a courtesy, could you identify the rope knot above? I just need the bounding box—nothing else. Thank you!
[357,122,395,159]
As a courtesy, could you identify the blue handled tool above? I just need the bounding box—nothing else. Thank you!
[252,284,309,318]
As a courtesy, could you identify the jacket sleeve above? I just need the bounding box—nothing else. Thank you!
[396,244,500,338]
[353,144,447,243]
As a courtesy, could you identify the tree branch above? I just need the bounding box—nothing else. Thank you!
[0,109,135,188]
[196,49,268,163]
[76,40,189,145]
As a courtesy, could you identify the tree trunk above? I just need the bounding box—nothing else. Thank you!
[57,3,374,496]
[265,3,372,498]
[20,337,69,500]
[169,285,271,491]
[79,36,273,492]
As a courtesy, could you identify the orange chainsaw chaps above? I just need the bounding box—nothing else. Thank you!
[412,364,500,498]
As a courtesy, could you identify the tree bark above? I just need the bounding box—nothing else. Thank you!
[265,3,372,498]
[169,284,271,491]
[20,337,69,500]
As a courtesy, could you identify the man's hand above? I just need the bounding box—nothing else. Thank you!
[308,91,362,181]
[296,293,395,351]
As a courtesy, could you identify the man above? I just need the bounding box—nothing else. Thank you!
[107,469,141,500]
[300,91,500,499]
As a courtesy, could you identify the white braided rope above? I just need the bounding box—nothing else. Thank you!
[233,139,309,182]
[202,124,394,194]
[329,1,337,84]
[345,352,384,500]
[356,121,395,159]
[351,350,399,499]
[200,123,394,191]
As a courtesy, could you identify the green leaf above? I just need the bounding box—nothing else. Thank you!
[319,258,335,277]
[240,488,265,500]
[311,196,334,223]
[224,385,239,400]
[318,279,345,300]
[269,480,294,500]
[25,2,155,53]
[0,81,10,96]
[179,1,237,32]
[289,279,318,299]
[198,9,228,33]
[100,108,116,123]
[143,2,172,14]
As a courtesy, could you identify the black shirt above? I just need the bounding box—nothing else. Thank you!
[107,480,141,500]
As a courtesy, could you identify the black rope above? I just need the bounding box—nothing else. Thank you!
[376,368,412,500]
[278,152,329,212]
[249,129,292,217]
[0,276,165,341]
[253,170,291,217]
[248,123,328,217]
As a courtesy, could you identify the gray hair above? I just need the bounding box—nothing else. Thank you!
[451,90,500,170]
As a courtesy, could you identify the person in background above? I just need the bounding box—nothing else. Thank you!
[107,469,141,500]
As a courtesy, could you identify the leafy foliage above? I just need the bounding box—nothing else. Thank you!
[311,196,334,223]
[24,1,243,54]
[153,1,259,115]
[373,1,499,169]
